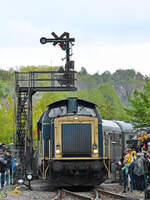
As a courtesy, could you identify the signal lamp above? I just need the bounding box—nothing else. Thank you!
[59,42,66,50]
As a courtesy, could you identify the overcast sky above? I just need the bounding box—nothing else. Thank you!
[1,0,150,75]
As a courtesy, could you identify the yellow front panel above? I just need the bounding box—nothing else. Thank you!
[54,116,99,159]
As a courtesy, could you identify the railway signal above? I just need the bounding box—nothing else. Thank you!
[40,32,75,70]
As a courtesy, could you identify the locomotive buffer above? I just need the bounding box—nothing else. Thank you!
[15,32,77,179]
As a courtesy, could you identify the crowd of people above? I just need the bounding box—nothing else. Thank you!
[0,143,17,188]
[120,131,150,193]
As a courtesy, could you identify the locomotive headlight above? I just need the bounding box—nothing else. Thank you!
[93,144,98,154]
[56,145,61,154]
[93,149,98,154]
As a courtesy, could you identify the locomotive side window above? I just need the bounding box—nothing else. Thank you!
[77,106,96,117]
[48,106,67,118]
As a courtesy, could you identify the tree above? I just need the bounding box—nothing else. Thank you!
[100,71,112,83]
[125,79,150,129]
[79,67,88,75]
[0,97,14,143]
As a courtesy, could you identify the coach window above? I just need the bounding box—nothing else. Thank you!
[116,134,121,145]
[112,134,116,142]
[115,134,118,144]
[129,135,133,140]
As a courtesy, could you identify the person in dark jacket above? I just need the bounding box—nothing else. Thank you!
[128,160,135,191]
[3,150,12,186]
[133,153,145,191]
[0,149,7,187]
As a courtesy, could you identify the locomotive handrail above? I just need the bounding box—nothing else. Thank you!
[103,131,105,157]
[102,131,109,176]
[42,140,45,179]
[44,166,49,180]
[49,140,51,159]
[108,134,111,178]
[102,131,111,178]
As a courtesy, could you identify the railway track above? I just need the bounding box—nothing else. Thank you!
[52,189,98,200]
[52,188,140,200]
[5,180,142,200]
[97,188,138,200]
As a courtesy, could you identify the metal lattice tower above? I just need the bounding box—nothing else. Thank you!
[14,32,76,176]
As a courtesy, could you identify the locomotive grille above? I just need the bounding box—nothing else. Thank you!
[61,124,91,157]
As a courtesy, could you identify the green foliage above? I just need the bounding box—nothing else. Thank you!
[97,84,128,120]
[100,71,112,83]
[125,79,150,128]
[19,65,59,72]
[0,66,145,143]
[33,83,128,125]
[0,97,14,143]
[113,69,136,81]
[78,67,88,75]
[0,69,15,98]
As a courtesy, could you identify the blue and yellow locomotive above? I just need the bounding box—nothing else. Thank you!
[37,97,110,186]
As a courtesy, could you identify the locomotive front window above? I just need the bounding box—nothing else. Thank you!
[77,106,96,117]
[48,106,67,118]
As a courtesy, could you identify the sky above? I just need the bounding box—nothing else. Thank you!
[1,0,150,75]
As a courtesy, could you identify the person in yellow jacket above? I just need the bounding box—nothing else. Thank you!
[137,131,147,142]
[136,131,147,151]
[124,149,136,164]
[130,149,136,160]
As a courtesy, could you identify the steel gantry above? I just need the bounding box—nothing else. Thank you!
[14,32,77,177]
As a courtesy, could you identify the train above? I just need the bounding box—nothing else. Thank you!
[102,119,137,164]
[36,97,109,187]
[36,97,137,187]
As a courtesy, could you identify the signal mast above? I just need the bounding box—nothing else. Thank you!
[15,32,76,178]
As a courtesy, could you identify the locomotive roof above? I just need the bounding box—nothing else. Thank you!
[47,97,97,108]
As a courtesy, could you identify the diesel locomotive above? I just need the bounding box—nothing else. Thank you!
[37,97,110,186]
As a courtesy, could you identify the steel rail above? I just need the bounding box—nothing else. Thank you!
[52,189,98,200]
[52,188,108,200]
[51,189,62,200]
[62,189,93,200]
[93,189,99,200]
[97,188,138,200]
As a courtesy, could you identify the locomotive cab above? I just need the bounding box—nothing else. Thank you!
[37,97,109,186]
